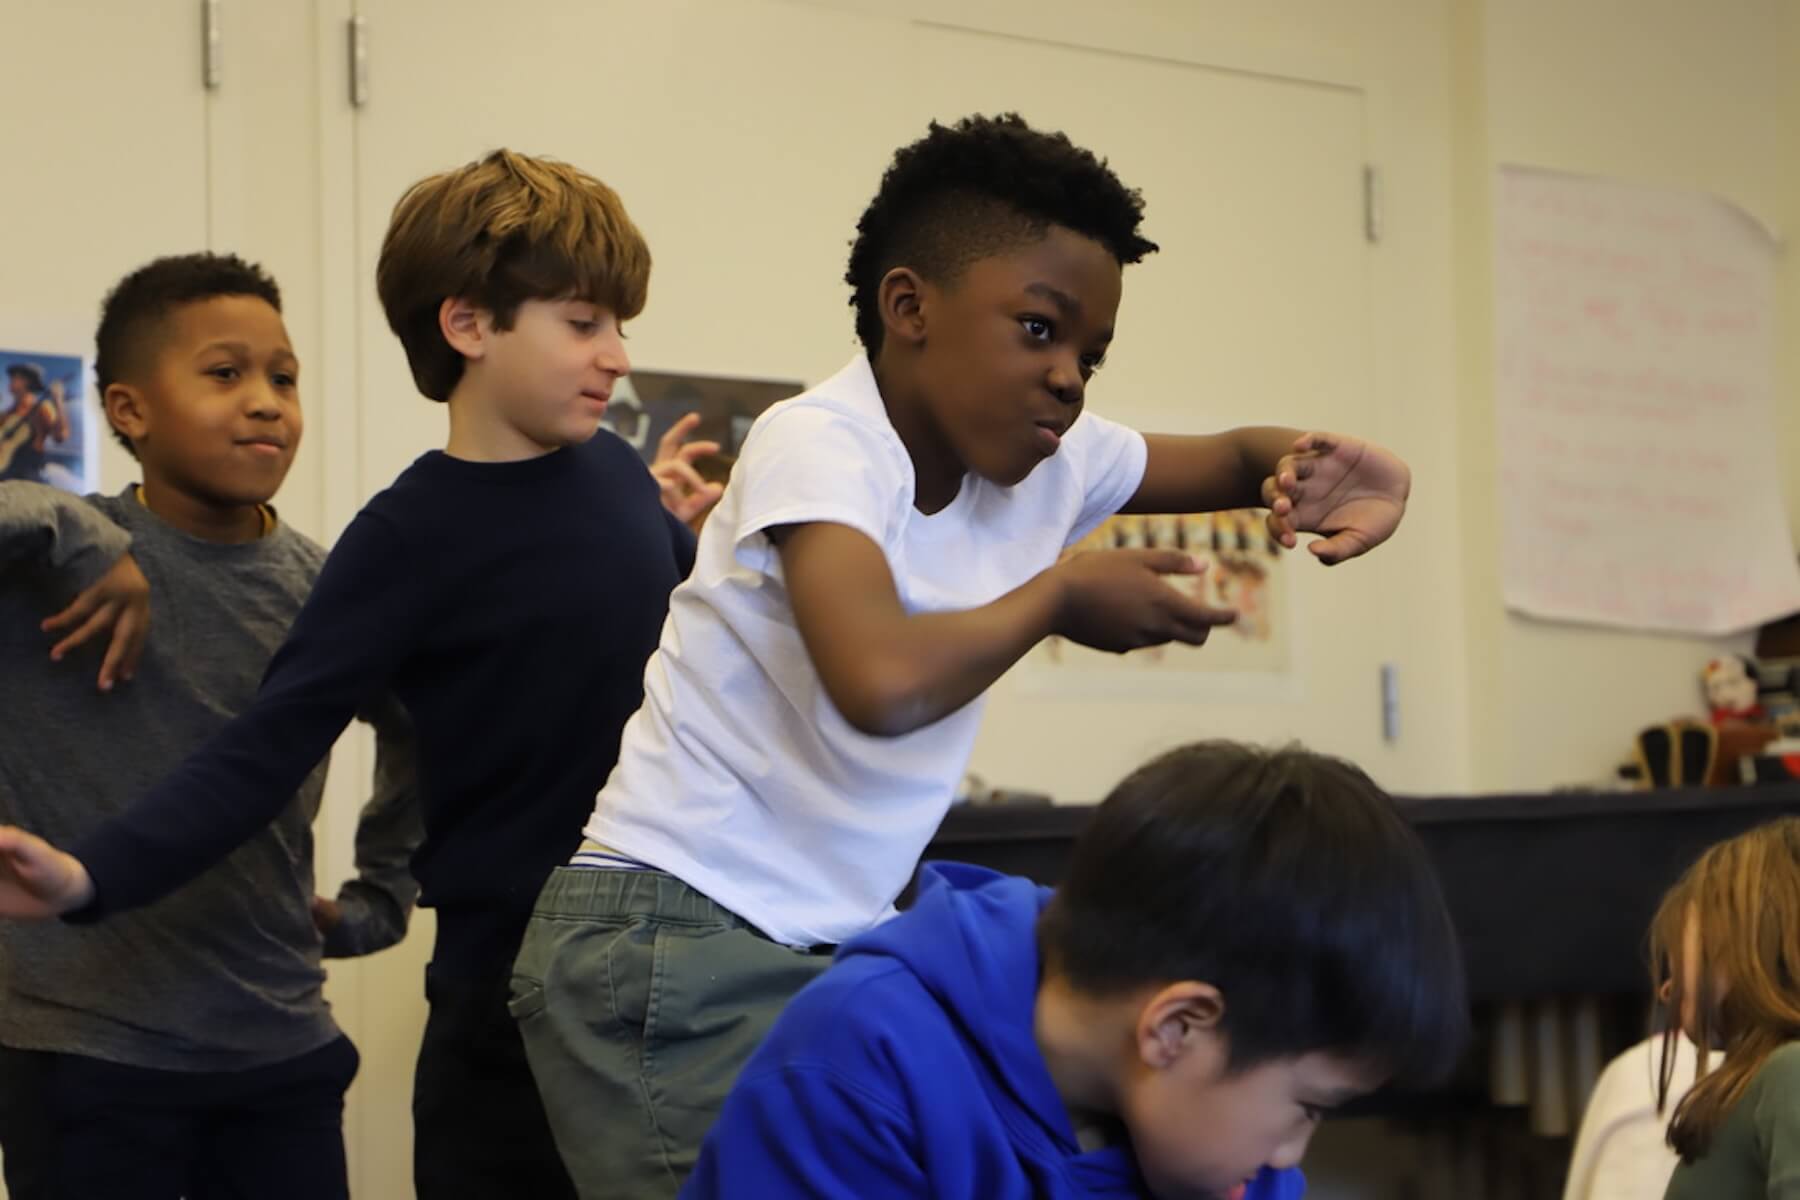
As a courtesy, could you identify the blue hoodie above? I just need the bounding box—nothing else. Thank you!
[683,862,1305,1200]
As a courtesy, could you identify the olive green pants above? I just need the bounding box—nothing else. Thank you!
[510,867,831,1199]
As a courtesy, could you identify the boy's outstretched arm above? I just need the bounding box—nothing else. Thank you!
[315,695,423,959]
[1125,428,1412,565]
[777,522,1235,738]
[0,481,148,689]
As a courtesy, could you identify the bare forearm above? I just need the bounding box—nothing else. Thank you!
[1126,427,1303,514]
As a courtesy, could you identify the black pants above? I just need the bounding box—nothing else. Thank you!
[414,964,577,1200]
[0,1035,358,1200]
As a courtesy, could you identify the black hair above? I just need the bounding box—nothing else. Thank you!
[845,113,1159,356]
[94,253,282,455]
[1038,741,1469,1088]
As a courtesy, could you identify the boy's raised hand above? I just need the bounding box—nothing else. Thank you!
[1262,433,1411,565]
[1051,549,1237,653]
[40,550,150,692]
[649,412,726,524]
[0,827,95,918]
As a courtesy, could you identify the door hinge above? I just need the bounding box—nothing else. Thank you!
[349,15,370,108]
[1363,164,1383,244]
[202,0,223,90]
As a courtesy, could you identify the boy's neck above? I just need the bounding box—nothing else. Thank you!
[870,351,965,515]
[444,379,558,463]
[135,477,270,544]
[1034,970,1129,1128]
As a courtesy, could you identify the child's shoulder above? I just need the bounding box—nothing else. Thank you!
[738,383,910,490]
[1755,1041,1800,1093]
[265,519,328,576]
[770,954,943,1062]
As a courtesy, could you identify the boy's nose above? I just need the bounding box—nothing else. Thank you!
[596,331,630,376]
[244,383,282,417]
[1267,1126,1315,1171]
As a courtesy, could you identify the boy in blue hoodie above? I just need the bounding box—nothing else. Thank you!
[684,741,1469,1200]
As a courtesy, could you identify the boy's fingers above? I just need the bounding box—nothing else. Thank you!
[1140,549,1201,576]
[40,589,100,635]
[671,484,724,522]
[654,412,703,461]
[98,609,145,691]
[674,439,722,466]
[1307,529,1370,565]
[1172,596,1239,629]
[121,611,148,680]
[655,459,710,495]
[50,604,115,663]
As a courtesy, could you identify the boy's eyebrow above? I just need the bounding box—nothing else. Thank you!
[1023,282,1080,314]
[191,340,298,363]
[192,340,252,359]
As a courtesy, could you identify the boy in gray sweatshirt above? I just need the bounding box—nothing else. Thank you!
[0,253,419,1200]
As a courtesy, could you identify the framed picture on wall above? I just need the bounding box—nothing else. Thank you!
[1031,509,1293,677]
[600,369,802,482]
[1,349,93,493]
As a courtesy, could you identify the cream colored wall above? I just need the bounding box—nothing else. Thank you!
[3,2,1799,1197]
[1452,0,1800,791]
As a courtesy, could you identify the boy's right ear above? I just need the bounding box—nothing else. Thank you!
[103,383,149,446]
[438,297,491,361]
[876,267,928,349]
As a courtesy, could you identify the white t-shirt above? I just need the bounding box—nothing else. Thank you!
[585,354,1147,946]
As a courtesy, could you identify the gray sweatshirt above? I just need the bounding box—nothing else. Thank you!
[0,482,421,1071]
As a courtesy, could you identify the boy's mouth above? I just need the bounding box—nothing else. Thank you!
[1033,419,1066,455]
[236,436,288,456]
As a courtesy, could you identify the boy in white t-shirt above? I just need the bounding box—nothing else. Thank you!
[510,112,1416,1199]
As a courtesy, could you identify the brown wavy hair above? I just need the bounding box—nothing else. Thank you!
[377,148,650,402]
[1653,816,1800,1160]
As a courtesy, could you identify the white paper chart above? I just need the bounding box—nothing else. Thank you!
[1494,165,1800,635]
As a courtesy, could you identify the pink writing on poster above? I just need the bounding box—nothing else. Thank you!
[1493,166,1800,635]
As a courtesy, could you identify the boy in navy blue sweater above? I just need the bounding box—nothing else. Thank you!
[686,742,1469,1200]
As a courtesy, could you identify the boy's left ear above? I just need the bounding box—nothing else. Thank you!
[1139,981,1226,1069]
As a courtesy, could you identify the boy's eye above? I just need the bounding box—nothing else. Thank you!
[1079,353,1107,376]
[1020,316,1053,341]
[207,365,240,381]
[570,320,600,335]
[272,372,298,389]
[1300,1103,1329,1123]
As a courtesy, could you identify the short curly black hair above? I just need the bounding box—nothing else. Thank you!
[95,253,282,456]
[845,113,1158,356]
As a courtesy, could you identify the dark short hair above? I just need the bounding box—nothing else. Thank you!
[94,253,283,455]
[1038,741,1469,1087]
[376,149,650,403]
[845,113,1159,357]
